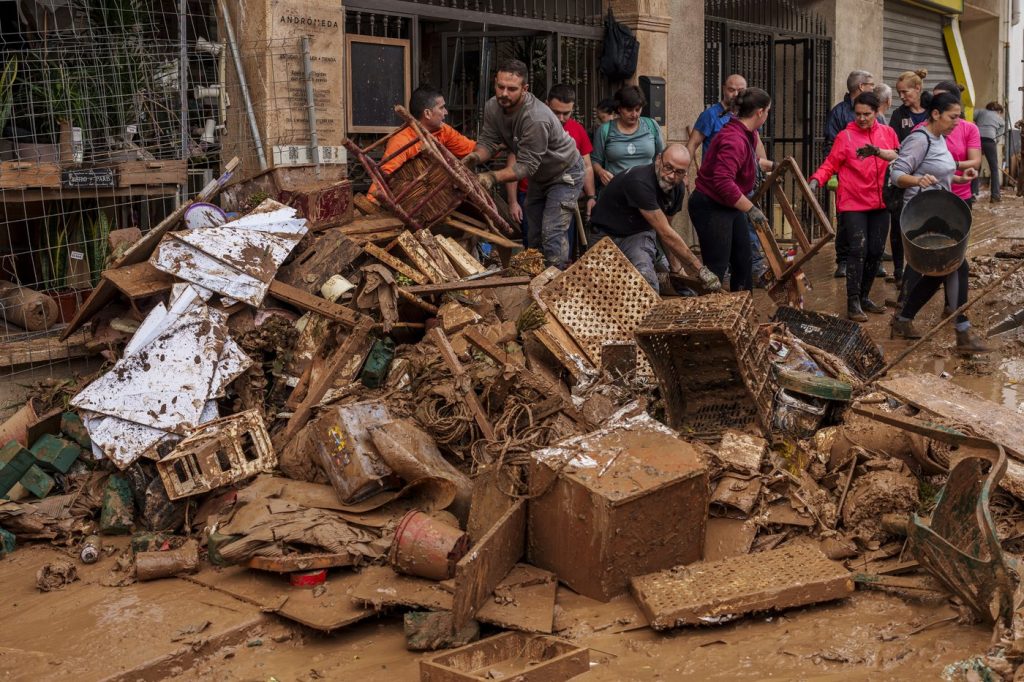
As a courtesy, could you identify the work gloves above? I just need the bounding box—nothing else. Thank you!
[808,179,820,191]
[746,205,768,225]
[476,171,497,191]
[856,144,881,159]
[698,266,722,292]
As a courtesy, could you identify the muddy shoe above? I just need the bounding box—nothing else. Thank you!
[955,329,992,354]
[890,317,922,339]
[833,262,847,278]
[847,300,868,322]
[861,298,886,314]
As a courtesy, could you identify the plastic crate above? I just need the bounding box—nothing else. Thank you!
[773,306,884,379]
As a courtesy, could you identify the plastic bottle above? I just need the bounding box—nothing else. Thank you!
[80,534,101,564]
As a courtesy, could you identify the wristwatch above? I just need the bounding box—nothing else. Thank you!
[585,194,597,200]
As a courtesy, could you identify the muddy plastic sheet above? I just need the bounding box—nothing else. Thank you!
[71,286,251,468]
[151,200,308,307]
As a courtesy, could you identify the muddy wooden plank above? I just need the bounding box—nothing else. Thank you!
[443,217,521,249]
[452,498,526,629]
[338,216,404,234]
[185,565,371,632]
[352,193,380,215]
[475,564,557,634]
[395,231,449,284]
[436,236,485,276]
[553,587,649,635]
[362,242,428,284]
[268,279,367,328]
[630,543,853,630]
[416,229,461,281]
[877,374,1024,459]
[703,517,758,562]
[533,320,596,381]
[349,565,454,611]
[466,469,517,544]
[0,330,93,368]
[101,262,176,299]
[402,276,532,296]
[427,327,494,440]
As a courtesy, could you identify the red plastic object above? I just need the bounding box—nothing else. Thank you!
[290,569,328,588]
[389,510,469,581]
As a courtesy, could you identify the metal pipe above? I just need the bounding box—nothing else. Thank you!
[220,1,268,171]
[1013,0,1020,26]
[301,36,320,177]
[179,0,189,164]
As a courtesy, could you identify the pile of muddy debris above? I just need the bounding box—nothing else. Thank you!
[4,158,1024,681]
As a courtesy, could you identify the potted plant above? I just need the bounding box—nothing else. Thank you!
[0,58,16,160]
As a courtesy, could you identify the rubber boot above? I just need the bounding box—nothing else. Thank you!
[890,317,923,339]
[861,298,886,314]
[955,329,992,354]
[847,299,867,322]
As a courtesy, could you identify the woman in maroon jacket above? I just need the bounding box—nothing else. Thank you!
[688,88,772,291]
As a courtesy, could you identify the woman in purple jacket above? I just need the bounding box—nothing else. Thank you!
[688,88,772,291]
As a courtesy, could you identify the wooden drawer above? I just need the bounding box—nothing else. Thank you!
[0,161,61,189]
[116,159,187,187]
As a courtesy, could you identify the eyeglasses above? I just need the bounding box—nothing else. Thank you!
[661,162,687,177]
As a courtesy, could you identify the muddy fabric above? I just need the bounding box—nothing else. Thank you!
[212,482,391,565]
[36,559,79,591]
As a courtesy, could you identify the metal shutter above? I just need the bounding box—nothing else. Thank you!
[882,1,956,89]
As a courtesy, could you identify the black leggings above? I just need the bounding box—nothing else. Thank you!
[982,137,1000,199]
[900,260,970,324]
[688,189,753,291]
[843,209,888,302]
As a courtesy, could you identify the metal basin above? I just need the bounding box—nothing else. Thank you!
[900,189,971,277]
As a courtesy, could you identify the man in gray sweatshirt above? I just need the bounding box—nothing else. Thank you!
[462,59,584,269]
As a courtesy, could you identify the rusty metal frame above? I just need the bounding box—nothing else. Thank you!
[343,105,512,237]
[750,156,835,307]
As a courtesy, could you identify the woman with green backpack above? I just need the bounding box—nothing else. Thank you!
[592,85,664,186]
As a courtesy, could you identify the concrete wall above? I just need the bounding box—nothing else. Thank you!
[802,0,884,98]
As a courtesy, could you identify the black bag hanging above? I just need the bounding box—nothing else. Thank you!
[599,9,639,82]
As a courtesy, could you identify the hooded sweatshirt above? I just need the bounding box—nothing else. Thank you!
[810,120,899,213]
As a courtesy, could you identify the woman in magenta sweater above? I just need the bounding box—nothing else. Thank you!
[808,92,899,321]
[688,88,772,291]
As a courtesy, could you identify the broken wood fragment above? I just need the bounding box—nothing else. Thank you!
[362,243,428,284]
[401,276,531,296]
[101,262,176,300]
[427,327,494,440]
[395,232,450,284]
[268,279,367,328]
[443,218,520,249]
[436,236,485,277]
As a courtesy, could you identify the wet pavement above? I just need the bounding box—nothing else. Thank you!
[756,192,1024,411]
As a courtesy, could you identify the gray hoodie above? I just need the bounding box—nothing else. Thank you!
[476,92,581,185]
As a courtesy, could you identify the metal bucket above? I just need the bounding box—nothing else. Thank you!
[389,510,469,581]
[900,189,971,277]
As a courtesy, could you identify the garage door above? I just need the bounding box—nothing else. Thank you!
[883,0,956,89]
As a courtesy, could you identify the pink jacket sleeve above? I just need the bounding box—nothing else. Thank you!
[810,137,845,186]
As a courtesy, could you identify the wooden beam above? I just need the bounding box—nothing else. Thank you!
[443,218,521,249]
[267,280,368,329]
[0,330,93,368]
[101,262,175,299]
[427,327,494,440]
[401,276,531,296]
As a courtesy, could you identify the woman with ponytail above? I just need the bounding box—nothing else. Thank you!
[688,87,772,291]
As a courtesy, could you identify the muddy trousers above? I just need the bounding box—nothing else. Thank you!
[888,204,904,279]
[898,260,971,330]
[524,158,585,270]
[592,229,663,292]
[688,190,753,292]
[842,209,888,303]
[982,138,1000,200]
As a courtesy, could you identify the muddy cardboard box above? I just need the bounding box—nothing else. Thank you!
[527,414,709,602]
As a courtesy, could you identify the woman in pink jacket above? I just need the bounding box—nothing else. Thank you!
[809,92,899,322]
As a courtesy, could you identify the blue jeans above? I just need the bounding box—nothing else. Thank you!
[524,158,585,269]
[593,229,661,292]
[518,190,578,256]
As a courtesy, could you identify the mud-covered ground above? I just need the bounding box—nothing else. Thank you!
[1,195,1021,681]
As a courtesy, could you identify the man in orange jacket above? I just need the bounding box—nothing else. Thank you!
[369,86,475,200]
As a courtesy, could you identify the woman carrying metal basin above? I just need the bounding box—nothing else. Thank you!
[888,92,989,353]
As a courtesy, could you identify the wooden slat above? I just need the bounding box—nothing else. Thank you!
[0,330,92,368]
[395,231,449,284]
[443,218,521,249]
[436,236,485,276]
[415,229,461,281]
[362,243,428,284]
[427,327,494,439]
[401,276,531,296]
[267,279,366,328]
[101,262,176,299]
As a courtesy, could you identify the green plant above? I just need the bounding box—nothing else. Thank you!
[84,209,113,286]
[0,58,16,137]
[38,210,72,291]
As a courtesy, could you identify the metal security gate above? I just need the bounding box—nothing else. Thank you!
[704,0,832,241]
[883,0,955,89]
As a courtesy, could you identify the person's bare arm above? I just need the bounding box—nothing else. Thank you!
[582,154,596,216]
[593,161,614,186]
[504,153,523,223]
[685,128,705,164]
[640,209,701,272]
[959,147,982,171]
